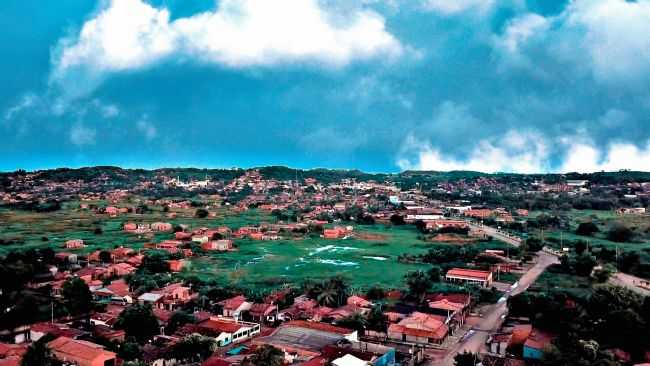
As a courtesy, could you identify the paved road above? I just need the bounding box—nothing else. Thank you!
[610,272,650,296]
[467,222,522,247]
[436,252,558,366]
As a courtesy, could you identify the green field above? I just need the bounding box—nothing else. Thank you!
[530,209,650,253]
[3,203,515,290]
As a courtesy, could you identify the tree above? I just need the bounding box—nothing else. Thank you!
[576,222,599,237]
[243,345,284,366]
[365,286,385,301]
[314,277,349,307]
[118,342,141,361]
[366,307,388,333]
[99,250,113,263]
[115,304,160,343]
[454,351,479,366]
[61,277,93,316]
[166,311,195,335]
[21,339,61,366]
[390,214,405,225]
[427,266,443,282]
[574,254,597,277]
[404,270,431,304]
[195,208,209,218]
[141,251,170,273]
[336,313,367,334]
[591,264,615,283]
[607,223,634,243]
[169,334,216,362]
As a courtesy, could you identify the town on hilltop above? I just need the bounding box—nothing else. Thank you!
[0,167,649,366]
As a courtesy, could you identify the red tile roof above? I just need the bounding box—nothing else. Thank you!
[446,268,491,281]
[48,337,116,363]
[284,320,354,335]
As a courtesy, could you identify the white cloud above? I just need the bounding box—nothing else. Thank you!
[69,124,96,146]
[560,141,650,173]
[4,94,39,120]
[496,13,548,54]
[567,0,650,84]
[398,130,549,173]
[136,117,157,141]
[52,0,403,90]
[345,75,413,110]
[494,0,650,86]
[398,127,650,173]
[92,100,120,118]
[422,0,494,15]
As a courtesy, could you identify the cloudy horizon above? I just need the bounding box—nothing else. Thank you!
[3,0,650,173]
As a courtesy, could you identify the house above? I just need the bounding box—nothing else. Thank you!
[249,303,278,324]
[105,206,119,216]
[30,323,86,343]
[151,282,192,311]
[181,317,260,347]
[93,279,133,305]
[168,259,186,272]
[324,229,343,239]
[617,207,646,215]
[151,222,173,232]
[138,293,165,309]
[202,239,234,251]
[0,342,27,366]
[464,209,493,219]
[48,337,117,366]
[192,235,210,244]
[106,262,136,277]
[523,329,554,360]
[445,268,493,288]
[111,247,135,261]
[387,312,448,345]
[428,293,471,329]
[55,252,78,265]
[219,295,252,319]
[347,296,372,308]
[488,333,512,356]
[64,239,85,249]
[425,220,469,231]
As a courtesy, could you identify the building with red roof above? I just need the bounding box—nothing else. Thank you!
[48,337,117,366]
[387,312,449,345]
[445,268,493,288]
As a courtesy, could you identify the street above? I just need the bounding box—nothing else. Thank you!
[467,222,522,247]
[434,252,559,366]
[610,272,650,296]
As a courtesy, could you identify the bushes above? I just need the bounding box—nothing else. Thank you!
[607,223,635,242]
[576,222,599,236]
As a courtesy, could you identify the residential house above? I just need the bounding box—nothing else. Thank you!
[48,337,117,366]
[180,317,260,347]
[249,303,278,324]
[64,239,85,249]
[219,295,252,319]
[202,240,234,251]
[387,312,448,345]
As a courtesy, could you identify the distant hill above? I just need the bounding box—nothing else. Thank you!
[3,166,650,186]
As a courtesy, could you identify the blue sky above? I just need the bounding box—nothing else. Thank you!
[3,0,650,173]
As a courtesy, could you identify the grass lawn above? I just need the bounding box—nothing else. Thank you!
[0,202,517,291]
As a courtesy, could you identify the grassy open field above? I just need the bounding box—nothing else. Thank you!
[530,209,650,253]
[0,202,515,290]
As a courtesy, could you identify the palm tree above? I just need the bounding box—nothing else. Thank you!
[244,345,284,366]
